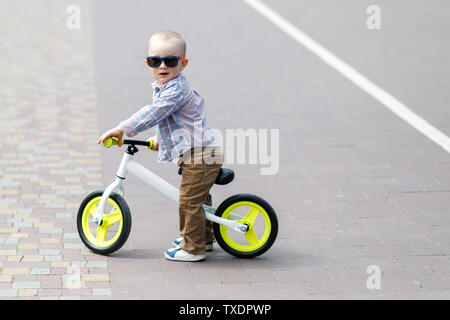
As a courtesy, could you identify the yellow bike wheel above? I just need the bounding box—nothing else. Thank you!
[77,190,131,255]
[213,194,278,258]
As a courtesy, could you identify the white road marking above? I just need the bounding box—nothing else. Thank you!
[243,0,450,154]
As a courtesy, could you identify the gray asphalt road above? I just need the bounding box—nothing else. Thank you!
[92,0,450,299]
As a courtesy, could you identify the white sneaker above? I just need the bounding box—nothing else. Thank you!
[164,247,205,262]
[172,237,214,251]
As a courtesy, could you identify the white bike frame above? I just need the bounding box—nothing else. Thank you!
[94,149,248,234]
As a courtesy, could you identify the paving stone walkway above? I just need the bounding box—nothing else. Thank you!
[0,0,110,299]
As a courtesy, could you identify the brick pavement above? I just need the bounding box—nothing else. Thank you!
[0,0,110,299]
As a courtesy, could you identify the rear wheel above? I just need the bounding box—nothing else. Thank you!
[77,190,131,255]
[213,194,278,258]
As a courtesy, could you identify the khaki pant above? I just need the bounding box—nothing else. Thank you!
[177,146,223,254]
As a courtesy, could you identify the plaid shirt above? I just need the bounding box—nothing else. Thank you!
[119,74,217,162]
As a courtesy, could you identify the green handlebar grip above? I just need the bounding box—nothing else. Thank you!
[146,139,159,151]
[103,137,122,148]
[103,137,113,148]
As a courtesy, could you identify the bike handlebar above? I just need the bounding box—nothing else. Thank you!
[102,137,158,150]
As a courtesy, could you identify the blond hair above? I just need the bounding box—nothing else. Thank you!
[148,31,186,56]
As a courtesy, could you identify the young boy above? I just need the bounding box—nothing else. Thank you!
[97,31,223,262]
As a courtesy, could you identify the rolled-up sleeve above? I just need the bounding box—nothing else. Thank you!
[119,82,184,137]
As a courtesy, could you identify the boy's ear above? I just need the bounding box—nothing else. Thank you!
[181,58,189,69]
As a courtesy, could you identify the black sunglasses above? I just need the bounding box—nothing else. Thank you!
[146,55,185,68]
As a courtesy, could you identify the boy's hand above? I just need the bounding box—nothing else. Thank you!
[97,127,124,147]
[147,135,159,151]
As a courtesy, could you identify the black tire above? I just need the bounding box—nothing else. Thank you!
[77,190,132,255]
[213,194,278,258]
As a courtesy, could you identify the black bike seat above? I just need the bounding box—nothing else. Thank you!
[178,167,234,185]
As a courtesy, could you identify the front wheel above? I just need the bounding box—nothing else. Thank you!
[213,194,278,258]
[77,190,132,255]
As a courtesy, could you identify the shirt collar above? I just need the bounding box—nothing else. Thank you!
[152,74,184,91]
[151,81,159,90]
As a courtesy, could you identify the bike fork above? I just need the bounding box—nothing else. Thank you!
[94,178,124,226]
[94,152,131,225]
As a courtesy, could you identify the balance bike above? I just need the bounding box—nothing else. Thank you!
[76,137,278,258]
